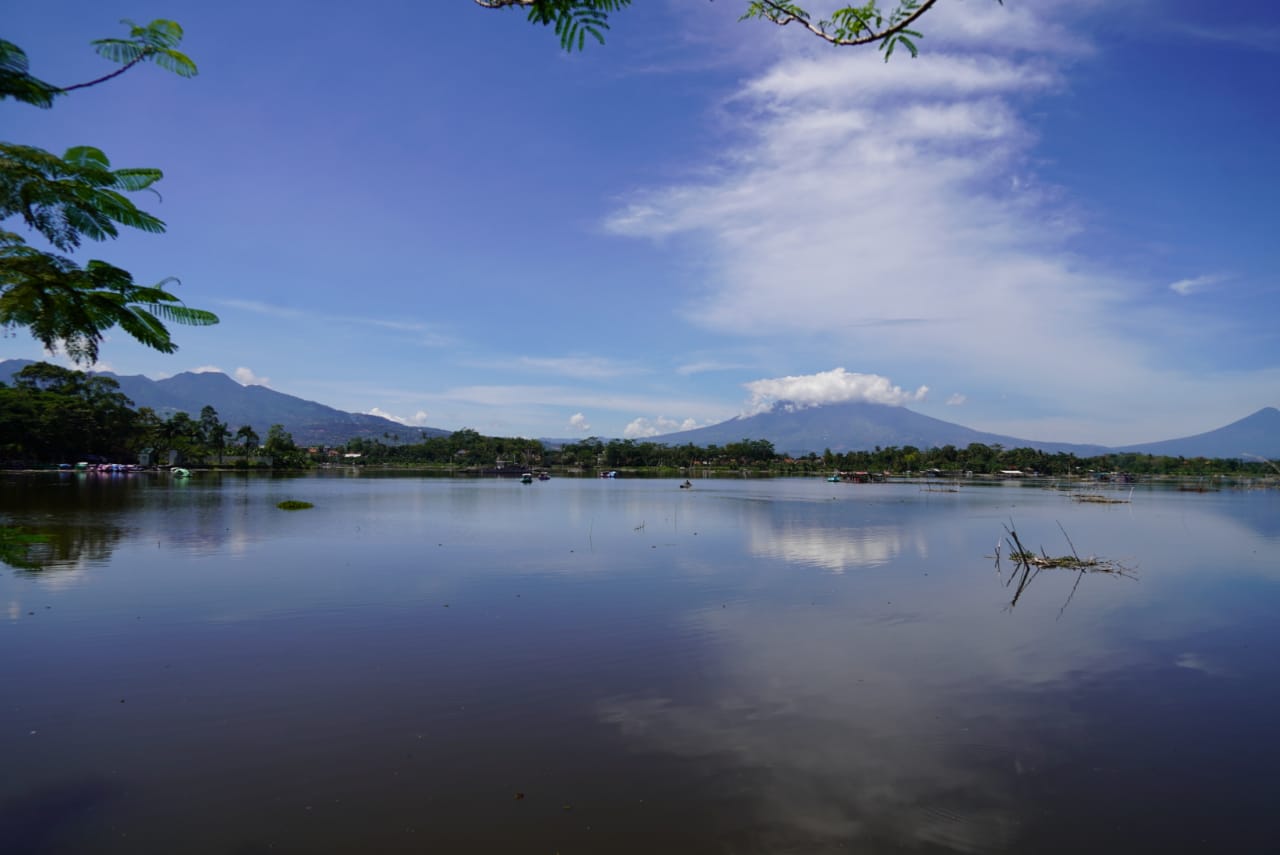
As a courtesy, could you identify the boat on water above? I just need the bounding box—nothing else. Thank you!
[537,473,550,481]
[171,467,191,478]
[520,473,534,484]
[600,471,617,479]
[679,480,692,489]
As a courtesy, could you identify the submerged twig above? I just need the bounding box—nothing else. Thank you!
[992,520,1136,612]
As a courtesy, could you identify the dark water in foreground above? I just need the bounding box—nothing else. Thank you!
[2,472,1278,854]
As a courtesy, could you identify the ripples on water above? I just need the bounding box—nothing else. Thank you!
[1,473,1278,853]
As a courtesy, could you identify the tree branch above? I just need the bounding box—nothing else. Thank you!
[58,55,147,94]
[752,0,939,47]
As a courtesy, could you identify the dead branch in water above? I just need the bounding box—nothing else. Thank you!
[992,520,1136,611]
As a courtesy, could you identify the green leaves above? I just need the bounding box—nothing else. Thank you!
[0,144,167,251]
[487,0,1001,55]
[881,28,922,60]
[508,0,634,51]
[4,19,197,106]
[738,1,979,58]
[91,19,197,80]
[1,19,213,363]
[0,232,219,364]
[0,40,60,108]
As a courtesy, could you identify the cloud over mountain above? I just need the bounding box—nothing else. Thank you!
[744,368,927,415]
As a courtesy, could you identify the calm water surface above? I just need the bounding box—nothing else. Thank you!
[2,473,1278,853]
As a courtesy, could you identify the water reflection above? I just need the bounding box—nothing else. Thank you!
[749,523,913,572]
[0,475,1277,852]
[0,523,123,577]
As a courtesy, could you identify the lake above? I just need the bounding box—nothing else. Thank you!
[2,472,1278,853]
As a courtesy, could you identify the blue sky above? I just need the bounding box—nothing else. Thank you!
[4,0,1278,445]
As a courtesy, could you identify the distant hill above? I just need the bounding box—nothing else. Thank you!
[649,401,1110,457]
[649,400,1280,459]
[1117,407,1280,459]
[0,360,449,447]
[5,359,1273,458]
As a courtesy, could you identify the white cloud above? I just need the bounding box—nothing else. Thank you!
[601,8,1276,443]
[947,394,968,406]
[569,412,592,432]
[366,407,431,426]
[1169,273,1226,296]
[192,365,223,374]
[741,53,1060,107]
[743,368,927,414]
[234,367,270,386]
[624,416,704,438]
[85,360,114,373]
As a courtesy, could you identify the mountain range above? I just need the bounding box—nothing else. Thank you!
[0,360,447,447]
[647,400,1280,459]
[3,359,1275,458]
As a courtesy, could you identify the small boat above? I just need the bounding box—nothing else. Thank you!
[171,467,191,478]
[537,473,550,481]
[600,470,617,479]
[520,473,534,484]
[826,474,841,483]
[679,480,692,489]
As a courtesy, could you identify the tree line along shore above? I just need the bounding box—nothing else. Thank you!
[2,362,1276,481]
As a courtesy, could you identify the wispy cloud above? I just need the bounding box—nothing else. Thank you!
[460,354,645,380]
[429,384,725,416]
[946,394,967,407]
[516,355,642,379]
[216,299,309,320]
[1169,273,1227,296]
[216,299,452,346]
[569,412,592,432]
[1170,24,1280,53]
[677,360,746,376]
[743,368,928,415]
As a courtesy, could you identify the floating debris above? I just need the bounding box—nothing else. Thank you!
[992,521,1136,613]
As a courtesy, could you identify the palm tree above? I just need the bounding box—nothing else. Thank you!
[235,425,259,453]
